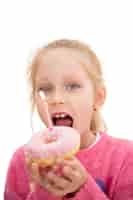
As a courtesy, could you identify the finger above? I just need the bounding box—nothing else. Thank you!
[44,182,66,197]
[55,158,64,165]
[29,181,36,192]
[25,156,32,170]
[46,172,69,189]
[52,165,59,172]
[62,158,80,169]
[31,163,42,183]
[25,158,37,182]
[52,164,64,176]
[63,166,81,181]
[63,158,87,175]
[39,174,67,197]
[39,166,51,176]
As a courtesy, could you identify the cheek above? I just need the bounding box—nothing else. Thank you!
[79,92,94,118]
[79,92,94,111]
[34,93,49,124]
[74,97,94,124]
[79,101,94,120]
[36,101,47,124]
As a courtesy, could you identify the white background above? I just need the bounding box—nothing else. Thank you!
[0,0,133,198]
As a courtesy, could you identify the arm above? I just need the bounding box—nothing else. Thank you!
[4,147,58,200]
[67,150,133,200]
[4,147,31,200]
[111,149,133,200]
[64,175,109,200]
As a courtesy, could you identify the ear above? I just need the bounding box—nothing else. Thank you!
[94,86,106,109]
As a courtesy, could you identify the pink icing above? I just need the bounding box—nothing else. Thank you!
[25,126,80,161]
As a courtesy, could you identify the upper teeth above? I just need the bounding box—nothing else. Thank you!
[54,114,67,118]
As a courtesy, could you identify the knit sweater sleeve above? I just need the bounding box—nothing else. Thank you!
[111,148,133,199]
[65,149,133,200]
[4,147,61,200]
[4,147,32,200]
[64,175,109,200]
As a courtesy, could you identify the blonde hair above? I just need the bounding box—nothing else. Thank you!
[27,39,107,133]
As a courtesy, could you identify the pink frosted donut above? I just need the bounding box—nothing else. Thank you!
[25,126,80,166]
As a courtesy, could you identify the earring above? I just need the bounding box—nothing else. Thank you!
[93,107,97,111]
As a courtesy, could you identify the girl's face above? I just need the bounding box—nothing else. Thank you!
[34,48,105,147]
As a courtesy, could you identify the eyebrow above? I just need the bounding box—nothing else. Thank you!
[36,75,84,85]
[36,77,50,84]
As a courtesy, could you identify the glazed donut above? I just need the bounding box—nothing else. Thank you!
[25,126,80,167]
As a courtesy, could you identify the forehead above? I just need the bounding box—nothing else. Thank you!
[35,48,91,82]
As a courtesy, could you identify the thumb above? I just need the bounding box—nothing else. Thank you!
[29,181,36,192]
[31,163,41,183]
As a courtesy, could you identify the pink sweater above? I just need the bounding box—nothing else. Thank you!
[4,133,133,199]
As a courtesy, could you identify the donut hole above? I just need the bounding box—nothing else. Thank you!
[52,115,73,127]
[44,135,58,143]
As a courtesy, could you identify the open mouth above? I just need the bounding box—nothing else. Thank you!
[52,113,73,127]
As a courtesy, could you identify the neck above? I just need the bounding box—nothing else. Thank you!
[80,130,96,149]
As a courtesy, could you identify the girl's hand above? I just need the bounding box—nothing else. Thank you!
[27,157,88,197]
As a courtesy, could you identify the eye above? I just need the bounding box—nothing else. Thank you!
[38,86,53,93]
[66,83,81,91]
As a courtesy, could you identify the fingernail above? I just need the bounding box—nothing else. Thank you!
[56,158,63,164]
[32,163,38,170]
[63,166,69,173]
[30,182,36,192]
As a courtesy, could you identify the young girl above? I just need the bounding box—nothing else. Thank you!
[4,39,133,199]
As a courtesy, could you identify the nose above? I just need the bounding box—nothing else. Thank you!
[48,90,65,105]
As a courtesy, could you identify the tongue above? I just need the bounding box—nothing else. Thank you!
[55,119,72,127]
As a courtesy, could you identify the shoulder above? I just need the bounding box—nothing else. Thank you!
[6,145,27,179]
[102,132,133,161]
[9,145,26,166]
[106,133,133,151]
[5,145,29,195]
[106,135,133,198]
